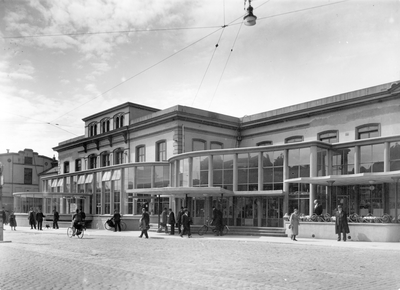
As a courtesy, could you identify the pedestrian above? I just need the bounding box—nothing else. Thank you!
[161,207,168,233]
[36,209,46,231]
[53,208,59,229]
[289,208,300,241]
[335,204,350,242]
[212,206,223,236]
[176,207,184,234]
[314,199,323,216]
[168,208,176,235]
[180,209,192,238]
[9,211,17,230]
[139,208,150,239]
[1,207,7,229]
[80,208,86,221]
[113,209,122,232]
[28,207,36,229]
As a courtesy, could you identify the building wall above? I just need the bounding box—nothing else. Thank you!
[0,149,54,212]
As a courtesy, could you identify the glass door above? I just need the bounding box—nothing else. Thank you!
[262,196,284,227]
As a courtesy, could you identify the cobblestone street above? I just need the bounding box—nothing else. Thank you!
[1,228,400,290]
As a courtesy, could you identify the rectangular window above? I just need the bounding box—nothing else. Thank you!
[24,168,33,184]
[104,181,111,214]
[113,180,121,213]
[157,141,167,161]
[193,140,206,151]
[263,151,284,190]
[89,156,97,169]
[75,159,82,172]
[238,153,259,191]
[136,146,145,162]
[96,172,102,215]
[318,131,338,143]
[360,144,384,173]
[115,151,124,165]
[212,154,234,191]
[127,193,134,214]
[102,154,110,167]
[193,156,209,187]
[357,125,380,140]
[210,142,223,150]
[389,142,400,171]
[332,147,355,175]
[24,157,33,164]
[64,161,70,173]
[137,166,151,188]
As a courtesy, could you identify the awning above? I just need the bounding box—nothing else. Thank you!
[284,171,400,186]
[102,171,111,181]
[13,192,93,198]
[85,174,93,183]
[126,187,234,198]
[77,175,85,184]
[111,169,121,180]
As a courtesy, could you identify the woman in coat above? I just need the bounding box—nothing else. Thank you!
[335,204,350,241]
[289,208,300,241]
[9,211,17,230]
[28,207,36,229]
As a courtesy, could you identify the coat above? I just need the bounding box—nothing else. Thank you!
[140,212,150,230]
[28,210,36,224]
[36,212,45,222]
[161,210,168,225]
[168,211,176,225]
[314,204,323,215]
[289,212,300,235]
[9,213,17,227]
[335,210,350,234]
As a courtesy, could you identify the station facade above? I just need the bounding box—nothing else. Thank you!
[13,81,400,235]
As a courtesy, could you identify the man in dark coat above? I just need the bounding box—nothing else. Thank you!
[36,209,46,231]
[335,204,350,241]
[28,207,36,229]
[53,208,59,229]
[168,208,176,235]
[139,208,150,239]
[176,207,184,234]
[180,209,192,238]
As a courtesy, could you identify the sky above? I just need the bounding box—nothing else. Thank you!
[0,0,399,159]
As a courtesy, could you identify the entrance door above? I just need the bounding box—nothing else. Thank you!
[262,196,284,227]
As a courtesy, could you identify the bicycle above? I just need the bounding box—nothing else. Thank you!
[198,219,229,236]
[67,222,86,239]
[104,218,127,231]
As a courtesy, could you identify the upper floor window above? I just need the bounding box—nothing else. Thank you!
[156,141,167,161]
[114,149,124,165]
[257,141,272,146]
[24,168,33,184]
[357,124,380,140]
[89,122,97,137]
[210,142,223,150]
[136,145,146,162]
[101,118,110,134]
[101,152,110,167]
[285,136,303,144]
[75,159,82,172]
[193,139,206,151]
[88,154,97,169]
[114,113,124,129]
[63,161,70,173]
[24,156,33,164]
[318,131,338,143]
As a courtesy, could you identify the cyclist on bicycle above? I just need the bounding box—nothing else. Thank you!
[71,209,82,236]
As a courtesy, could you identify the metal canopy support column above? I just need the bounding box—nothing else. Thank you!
[392,177,399,223]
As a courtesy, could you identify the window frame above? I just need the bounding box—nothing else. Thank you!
[136,145,146,162]
[256,141,273,146]
[285,136,304,144]
[192,139,206,152]
[156,140,167,161]
[356,123,380,140]
[318,130,339,143]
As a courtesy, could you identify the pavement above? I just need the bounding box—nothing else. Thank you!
[1,227,400,290]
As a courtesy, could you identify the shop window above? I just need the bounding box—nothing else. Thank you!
[389,142,400,171]
[63,161,70,173]
[359,144,384,173]
[356,124,380,140]
[331,147,355,175]
[212,154,234,191]
[24,168,33,184]
[318,130,338,143]
[263,151,284,190]
[238,153,259,191]
[136,146,146,162]
[156,140,167,161]
[75,159,82,172]
[285,136,303,143]
[193,156,209,187]
[192,139,206,152]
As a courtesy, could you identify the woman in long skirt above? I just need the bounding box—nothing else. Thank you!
[289,208,300,241]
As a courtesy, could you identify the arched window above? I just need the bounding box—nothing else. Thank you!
[114,113,124,130]
[101,118,110,134]
[285,136,303,144]
[318,130,338,143]
[156,140,167,161]
[88,154,97,169]
[89,122,98,137]
[101,151,110,167]
[356,124,380,140]
[114,148,124,165]
[192,139,206,151]
[256,141,272,146]
[136,145,146,162]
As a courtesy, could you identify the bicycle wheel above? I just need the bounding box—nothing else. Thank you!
[104,220,113,231]
[198,225,208,236]
[222,225,229,235]
[121,222,127,231]
[77,229,84,239]
[67,227,74,238]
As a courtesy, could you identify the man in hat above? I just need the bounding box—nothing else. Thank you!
[335,204,350,241]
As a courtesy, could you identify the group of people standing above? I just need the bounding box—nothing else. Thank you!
[289,200,350,242]
[27,207,61,230]
[1,208,17,231]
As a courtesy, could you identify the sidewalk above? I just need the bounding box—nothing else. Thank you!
[3,226,400,250]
